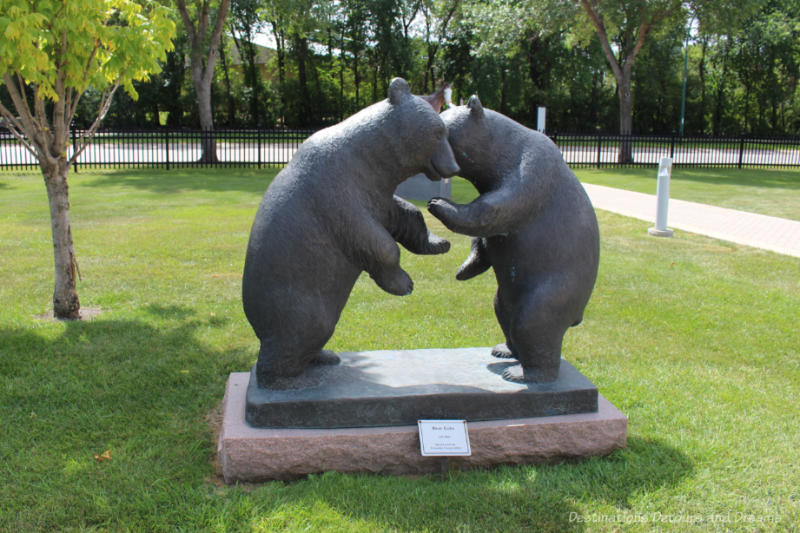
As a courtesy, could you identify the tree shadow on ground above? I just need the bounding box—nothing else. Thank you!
[143,303,200,320]
[81,167,278,194]
[0,311,253,529]
[673,168,800,190]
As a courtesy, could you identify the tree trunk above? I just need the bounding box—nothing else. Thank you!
[617,75,634,164]
[293,35,311,127]
[42,158,80,319]
[353,50,361,108]
[499,65,508,115]
[698,38,707,135]
[339,27,345,120]
[219,43,235,127]
[177,0,229,163]
[371,61,378,102]
[194,73,218,164]
[246,43,262,127]
[274,27,286,126]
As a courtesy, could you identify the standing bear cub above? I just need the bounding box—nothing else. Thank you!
[243,78,460,388]
[429,96,599,383]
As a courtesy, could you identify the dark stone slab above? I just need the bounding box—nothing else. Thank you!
[245,347,598,429]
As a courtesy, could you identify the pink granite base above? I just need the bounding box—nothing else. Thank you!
[218,372,627,483]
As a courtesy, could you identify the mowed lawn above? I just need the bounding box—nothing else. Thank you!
[0,168,798,532]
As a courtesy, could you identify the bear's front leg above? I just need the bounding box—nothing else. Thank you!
[428,196,498,236]
[348,214,414,296]
[429,189,519,238]
[389,195,450,255]
[427,197,469,232]
[456,237,491,280]
[370,265,414,296]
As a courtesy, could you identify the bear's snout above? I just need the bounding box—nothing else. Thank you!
[424,136,460,181]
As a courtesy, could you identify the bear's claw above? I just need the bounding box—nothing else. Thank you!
[491,343,516,359]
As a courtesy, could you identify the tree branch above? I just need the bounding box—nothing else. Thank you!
[3,74,38,140]
[31,85,59,168]
[175,0,197,44]
[202,0,231,87]
[52,29,70,160]
[198,1,211,41]
[68,82,120,166]
[0,102,39,158]
[580,0,624,83]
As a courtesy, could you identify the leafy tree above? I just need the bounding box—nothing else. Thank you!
[230,0,266,126]
[631,21,684,134]
[575,0,684,162]
[727,0,799,134]
[0,0,174,319]
[419,0,461,93]
[175,0,230,162]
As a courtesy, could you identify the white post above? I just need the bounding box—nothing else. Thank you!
[648,157,674,237]
[537,107,546,133]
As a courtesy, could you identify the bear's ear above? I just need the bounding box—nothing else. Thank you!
[389,77,411,105]
[467,95,484,118]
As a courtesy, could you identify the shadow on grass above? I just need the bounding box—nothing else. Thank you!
[144,303,200,320]
[0,313,692,531]
[674,168,800,190]
[81,167,279,194]
[0,312,248,483]
[260,435,693,532]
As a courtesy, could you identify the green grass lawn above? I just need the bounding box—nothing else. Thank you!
[1,168,798,532]
[572,167,800,220]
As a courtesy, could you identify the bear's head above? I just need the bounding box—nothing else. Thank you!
[385,78,459,182]
[439,95,497,189]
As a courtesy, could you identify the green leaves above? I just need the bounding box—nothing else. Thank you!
[0,0,176,102]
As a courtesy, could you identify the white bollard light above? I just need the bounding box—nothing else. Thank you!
[648,157,674,237]
[537,107,546,133]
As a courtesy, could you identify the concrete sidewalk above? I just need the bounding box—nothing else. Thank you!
[581,183,800,258]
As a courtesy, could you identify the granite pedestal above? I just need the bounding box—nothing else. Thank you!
[218,348,627,482]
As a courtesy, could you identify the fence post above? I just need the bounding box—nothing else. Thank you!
[71,127,79,173]
[164,130,170,171]
[596,132,601,168]
[738,135,745,169]
[257,128,262,169]
[670,133,675,159]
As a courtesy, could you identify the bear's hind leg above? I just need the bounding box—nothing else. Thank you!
[491,289,517,360]
[311,350,341,365]
[255,338,312,387]
[254,308,339,387]
[501,288,570,383]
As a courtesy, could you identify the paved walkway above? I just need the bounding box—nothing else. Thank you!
[581,183,800,258]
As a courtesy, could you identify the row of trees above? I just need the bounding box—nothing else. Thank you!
[88,0,800,144]
[1,0,798,319]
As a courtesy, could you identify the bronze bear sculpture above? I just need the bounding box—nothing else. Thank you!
[243,78,460,387]
[429,96,599,383]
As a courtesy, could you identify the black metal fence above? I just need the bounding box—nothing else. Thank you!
[553,133,800,168]
[2,129,799,171]
[0,129,314,171]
